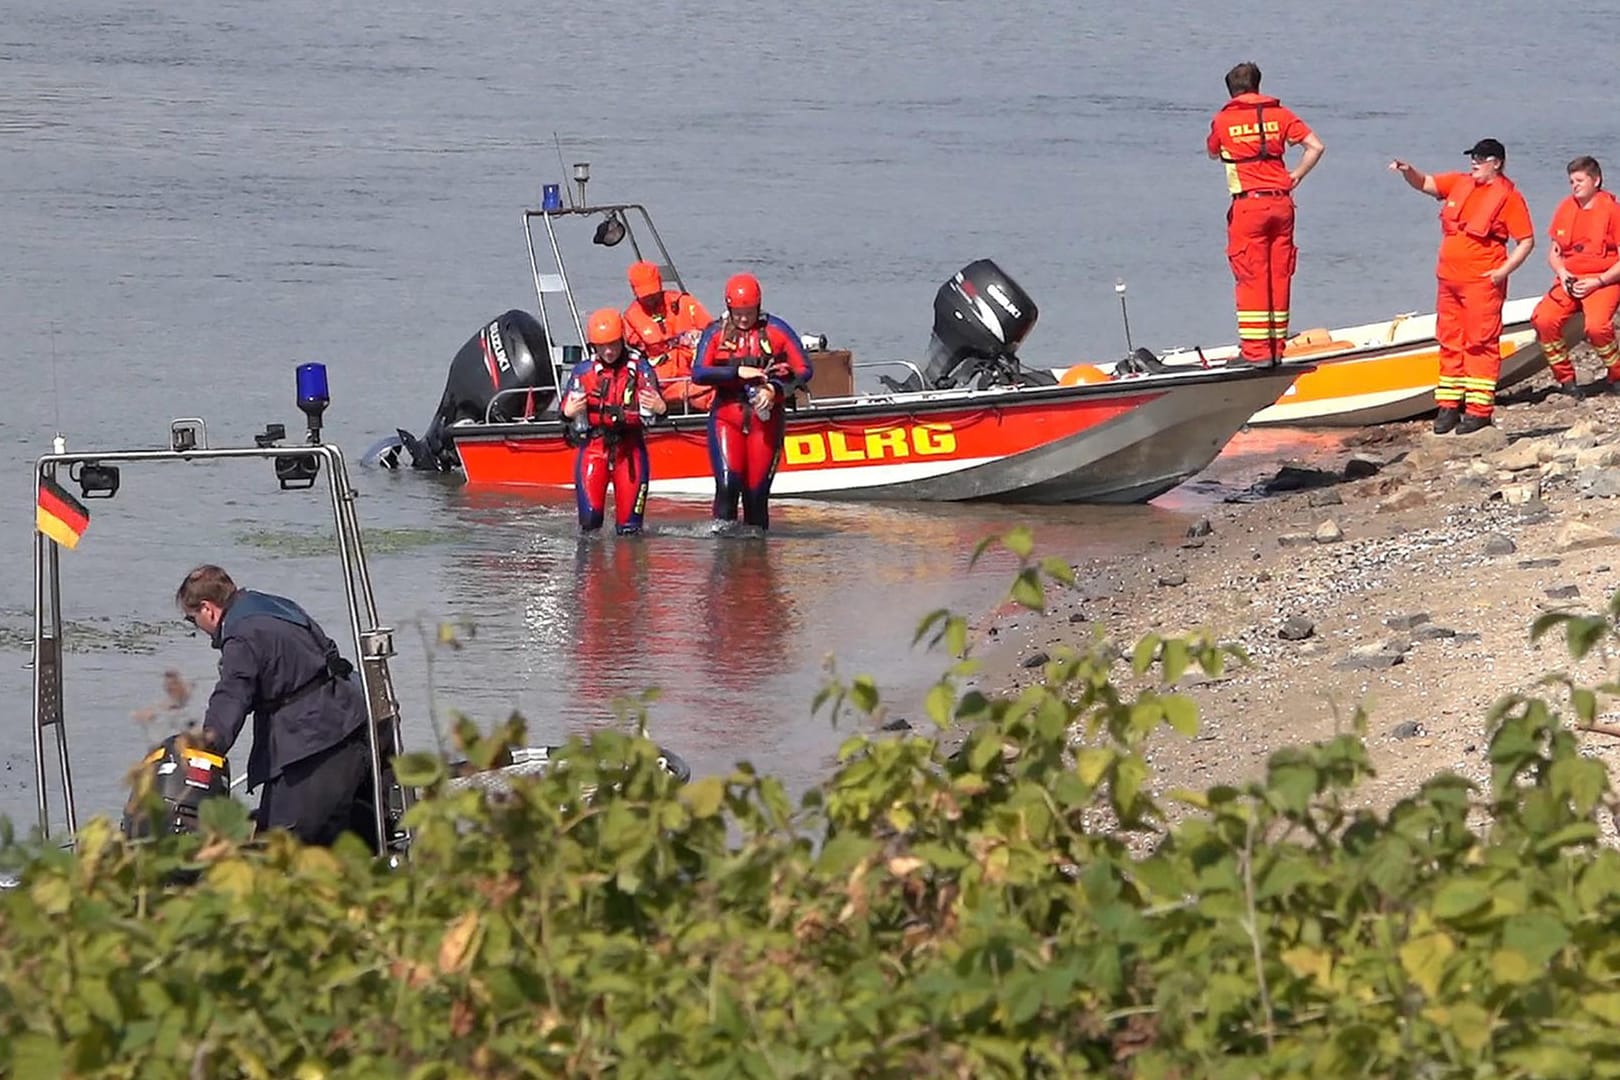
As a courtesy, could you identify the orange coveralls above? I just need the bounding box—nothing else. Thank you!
[624,290,715,412]
[1207,93,1314,364]
[1431,173,1534,418]
[1532,191,1620,384]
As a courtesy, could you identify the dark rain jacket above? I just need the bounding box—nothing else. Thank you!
[200,590,366,791]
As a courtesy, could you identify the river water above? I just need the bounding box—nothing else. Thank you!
[1,0,1612,825]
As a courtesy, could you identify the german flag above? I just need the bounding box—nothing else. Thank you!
[37,474,89,549]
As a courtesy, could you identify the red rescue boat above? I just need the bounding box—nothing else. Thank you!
[379,165,1307,504]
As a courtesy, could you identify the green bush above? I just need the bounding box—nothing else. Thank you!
[6,529,1620,1077]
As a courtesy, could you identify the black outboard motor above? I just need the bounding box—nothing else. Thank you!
[120,735,234,839]
[883,259,1057,393]
[374,309,558,471]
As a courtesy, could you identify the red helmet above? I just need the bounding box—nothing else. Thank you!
[725,273,762,309]
[586,307,623,346]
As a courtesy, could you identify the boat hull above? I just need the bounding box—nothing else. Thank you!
[450,367,1301,505]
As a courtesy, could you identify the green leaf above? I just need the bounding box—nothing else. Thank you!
[1399,932,1455,997]
[1075,748,1113,788]
[392,751,446,788]
[1501,912,1571,967]
[816,833,874,876]
[1010,568,1044,612]
[1431,879,1491,921]
[681,777,726,819]
[1131,636,1160,676]
[1447,1001,1493,1054]
[1161,695,1198,737]
[945,616,968,658]
[1039,556,1075,586]
[967,735,1002,774]
[1582,992,1620,1025]
[1161,638,1190,685]
[1489,948,1539,986]
[1002,526,1034,560]
[848,676,880,714]
[11,1034,66,1077]
[925,682,955,727]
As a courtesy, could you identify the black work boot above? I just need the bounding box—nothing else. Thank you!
[1433,406,1462,434]
[1455,413,1492,435]
[1554,379,1581,398]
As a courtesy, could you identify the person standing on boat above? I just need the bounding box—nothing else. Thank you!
[1390,139,1535,433]
[1531,156,1620,397]
[1207,61,1325,368]
[560,308,667,535]
[691,273,813,530]
[621,261,715,413]
[176,565,380,850]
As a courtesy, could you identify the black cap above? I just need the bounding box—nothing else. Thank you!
[1465,138,1506,161]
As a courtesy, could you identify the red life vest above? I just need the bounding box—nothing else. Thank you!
[1550,191,1620,274]
[579,359,646,433]
[1440,177,1515,240]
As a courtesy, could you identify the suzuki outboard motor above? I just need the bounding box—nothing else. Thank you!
[375,309,558,471]
[120,735,233,839]
[907,259,1054,391]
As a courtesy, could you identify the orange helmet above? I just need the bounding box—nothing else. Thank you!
[725,273,762,309]
[586,307,623,346]
[627,261,663,299]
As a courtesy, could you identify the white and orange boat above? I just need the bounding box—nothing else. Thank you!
[375,167,1304,504]
[1088,297,1577,428]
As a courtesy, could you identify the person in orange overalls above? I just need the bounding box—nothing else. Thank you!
[1206,62,1325,368]
[1531,156,1620,397]
[1391,139,1536,434]
[621,261,715,414]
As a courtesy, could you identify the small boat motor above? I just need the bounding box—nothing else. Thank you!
[372,309,558,471]
[120,735,234,839]
[900,259,1056,392]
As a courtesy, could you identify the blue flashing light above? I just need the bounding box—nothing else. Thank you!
[297,362,330,424]
[542,183,563,212]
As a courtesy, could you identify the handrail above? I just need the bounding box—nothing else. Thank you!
[482,386,554,424]
[852,359,926,385]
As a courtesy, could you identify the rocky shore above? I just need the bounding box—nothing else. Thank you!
[975,357,1620,815]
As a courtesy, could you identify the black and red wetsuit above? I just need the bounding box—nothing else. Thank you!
[690,314,812,529]
[560,351,662,534]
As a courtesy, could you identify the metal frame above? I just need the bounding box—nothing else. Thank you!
[522,197,688,394]
[31,437,413,855]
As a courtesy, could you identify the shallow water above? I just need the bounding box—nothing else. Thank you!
[1,0,1599,826]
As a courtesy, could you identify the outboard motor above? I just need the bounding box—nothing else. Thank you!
[120,735,233,839]
[886,259,1057,392]
[374,309,558,471]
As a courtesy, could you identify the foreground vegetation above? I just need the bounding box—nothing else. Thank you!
[6,531,1620,1077]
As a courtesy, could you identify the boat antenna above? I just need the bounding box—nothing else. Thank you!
[1115,278,1135,354]
[553,132,576,209]
[49,320,65,453]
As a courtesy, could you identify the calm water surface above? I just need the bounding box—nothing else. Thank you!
[2,0,1609,823]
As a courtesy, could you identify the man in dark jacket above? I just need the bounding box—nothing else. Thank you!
[177,564,377,849]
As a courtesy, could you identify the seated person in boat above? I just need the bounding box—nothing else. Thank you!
[691,273,812,531]
[560,308,667,535]
[622,260,714,414]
